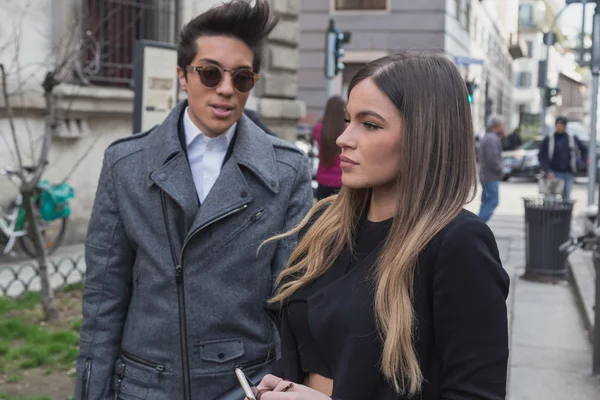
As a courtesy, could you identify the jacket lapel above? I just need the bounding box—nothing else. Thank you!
[187,155,252,234]
[146,101,199,231]
[187,113,281,235]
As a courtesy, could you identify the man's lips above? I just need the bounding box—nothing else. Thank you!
[210,103,235,119]
[210,103,234,111]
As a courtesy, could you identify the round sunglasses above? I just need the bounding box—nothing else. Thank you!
[185,65,259,93]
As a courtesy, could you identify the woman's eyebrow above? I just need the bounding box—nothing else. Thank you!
[355,110,386,122]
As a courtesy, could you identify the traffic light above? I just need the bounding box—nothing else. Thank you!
[325,19,351,79]
[465,81,476,104]
[335,31,352,75]
[545,87,560,107]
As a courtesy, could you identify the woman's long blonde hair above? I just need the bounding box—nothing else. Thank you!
[266,51,477,396]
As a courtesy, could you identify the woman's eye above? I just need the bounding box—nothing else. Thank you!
[343,118,351,123]
[363,122,381,131]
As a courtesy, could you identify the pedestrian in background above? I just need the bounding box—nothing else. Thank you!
[313,96,346,200]
[478,115,506,223]
[75,1,313,399]
[538,116,587,201]
[503,127,522,151]
[258,51,509,400]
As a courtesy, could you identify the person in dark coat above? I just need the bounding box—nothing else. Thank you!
[503,127,522,150]
[538,116,587,201]
[256,51,509,400]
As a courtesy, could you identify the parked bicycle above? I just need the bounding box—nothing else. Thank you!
[0,166,74,258]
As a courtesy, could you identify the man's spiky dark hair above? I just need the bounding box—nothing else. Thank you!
[178,0,279,75]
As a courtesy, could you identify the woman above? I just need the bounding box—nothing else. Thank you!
[255,51,510,400]
[313,96,346,200]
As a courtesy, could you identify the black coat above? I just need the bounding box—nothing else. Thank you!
[267,210,510,400]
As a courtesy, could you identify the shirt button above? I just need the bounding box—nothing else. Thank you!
[207,144,213,151]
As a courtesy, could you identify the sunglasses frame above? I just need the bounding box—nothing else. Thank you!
[185,65,260,92]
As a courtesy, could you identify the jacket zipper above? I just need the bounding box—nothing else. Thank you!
[121,350,165,372]
[81,359,91,400]
[161,190,248,400]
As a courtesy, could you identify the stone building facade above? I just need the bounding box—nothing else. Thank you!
[0,0,305,244]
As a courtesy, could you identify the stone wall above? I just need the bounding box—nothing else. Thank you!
[254,0,305,142]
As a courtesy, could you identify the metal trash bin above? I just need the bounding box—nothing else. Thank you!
[524,197,573,277]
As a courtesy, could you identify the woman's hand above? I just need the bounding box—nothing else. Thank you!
[254,374,332,400]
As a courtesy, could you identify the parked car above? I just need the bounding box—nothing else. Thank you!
[502,136,543,181]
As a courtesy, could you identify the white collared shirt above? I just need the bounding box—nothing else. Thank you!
[183,107,236,203]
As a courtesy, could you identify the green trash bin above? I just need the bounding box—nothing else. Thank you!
[524,198,573,277]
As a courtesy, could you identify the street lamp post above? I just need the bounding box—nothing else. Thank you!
[591,1,600,376]
[539,5,569,137]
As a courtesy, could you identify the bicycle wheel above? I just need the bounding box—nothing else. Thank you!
[19,215,68,258]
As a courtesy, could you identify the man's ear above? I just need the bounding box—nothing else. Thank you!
[177,66,187,92]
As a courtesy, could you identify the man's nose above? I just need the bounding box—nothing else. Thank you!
[216,72,235,96]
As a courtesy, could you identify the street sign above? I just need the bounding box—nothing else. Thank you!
[132,40,179,134]
[454,56,483,66]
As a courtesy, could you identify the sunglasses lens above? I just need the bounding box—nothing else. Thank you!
[233,70,256,93]
[198,66,222,88]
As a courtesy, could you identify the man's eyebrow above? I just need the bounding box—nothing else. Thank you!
[198,58,252,69]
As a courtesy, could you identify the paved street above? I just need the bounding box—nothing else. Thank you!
[466,178,600,399]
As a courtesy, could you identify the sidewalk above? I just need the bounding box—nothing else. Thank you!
[487,214,600,399]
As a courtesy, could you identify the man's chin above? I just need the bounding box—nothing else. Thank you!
[205,121,235,138]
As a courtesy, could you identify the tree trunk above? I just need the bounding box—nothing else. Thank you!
[22,190,59,321]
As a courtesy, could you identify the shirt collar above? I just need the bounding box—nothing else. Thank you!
[183,106,237,149]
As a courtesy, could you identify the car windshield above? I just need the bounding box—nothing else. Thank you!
[520,139,542,151]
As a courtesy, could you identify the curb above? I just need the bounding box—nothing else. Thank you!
[567,249,595,344]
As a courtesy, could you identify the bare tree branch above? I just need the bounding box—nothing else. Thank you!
[0,128,18,167]
[0,64,24,176]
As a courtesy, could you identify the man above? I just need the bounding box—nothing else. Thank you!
[75,1,313,399]
[503,127,522,151]
[478,115,506,223]
[538,116,587,201]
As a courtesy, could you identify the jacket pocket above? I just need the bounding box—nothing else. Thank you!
[81,359,92,400]
[212,208,266,253]
[114,351,162,400]
[114,378,148,400]
[121,350,165,373]
[198,338,245,364]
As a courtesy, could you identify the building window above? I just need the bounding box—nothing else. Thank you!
[80,0,179,87]
[515,72,532,88]
[518,4,533,28]
[526,40,534,58]
[334,0,387,10]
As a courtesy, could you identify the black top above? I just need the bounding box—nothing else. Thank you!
[286,217,392,378]
[266,210,510,400]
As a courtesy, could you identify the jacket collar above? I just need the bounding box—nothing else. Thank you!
[145,100,280,193]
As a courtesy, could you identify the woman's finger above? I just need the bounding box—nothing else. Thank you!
[256,374,284,391]
[257,392,294,400]
[271,380,295,392]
